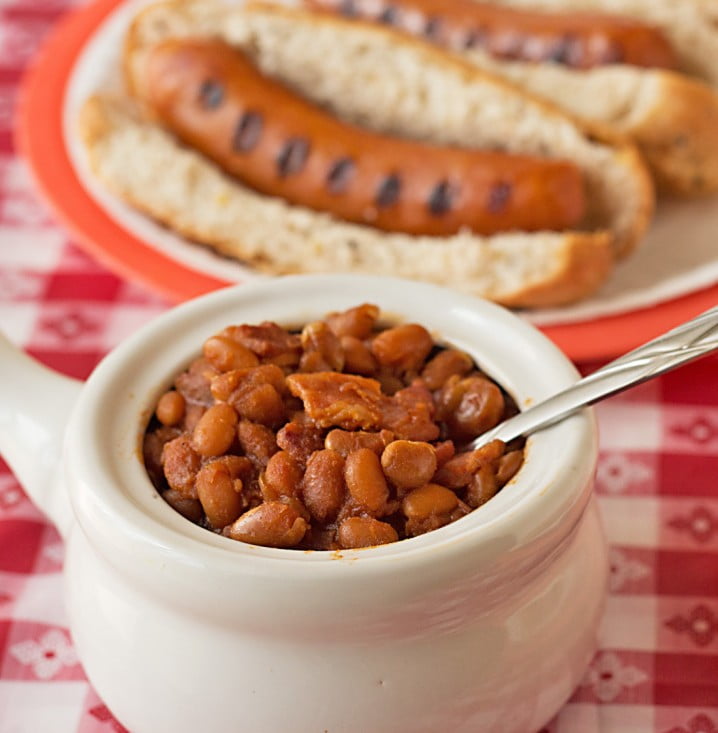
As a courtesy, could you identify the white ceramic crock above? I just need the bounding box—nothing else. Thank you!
[0,275,607,733]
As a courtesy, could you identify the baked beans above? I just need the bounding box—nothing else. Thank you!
[143,305,525,550]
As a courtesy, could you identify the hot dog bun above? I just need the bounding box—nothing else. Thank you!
[77,1,653,307]
[312,0,718,195]
[468,59,718,196]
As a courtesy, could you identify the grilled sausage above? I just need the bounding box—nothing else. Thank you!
[143,38,586,237]
[307,0,677,71]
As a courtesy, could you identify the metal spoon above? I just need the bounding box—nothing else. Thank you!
[470,305,718,450]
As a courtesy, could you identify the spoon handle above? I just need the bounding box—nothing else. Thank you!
[470,306,718,449]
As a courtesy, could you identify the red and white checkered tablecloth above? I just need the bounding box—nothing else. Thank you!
[0,1,717,731]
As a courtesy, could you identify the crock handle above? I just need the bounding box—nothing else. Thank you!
[0,331,82,539]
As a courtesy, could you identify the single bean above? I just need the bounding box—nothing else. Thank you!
[496,450,524,486]
[155,390,185,426]
[466,464,498,509]
[325,304,379,339]
[302,449,346,523]
[344,448,389,515]
[455,377,505,439]
[211,370,239,402]
[402,483,458,521]
[381,440,437,491]
[441,376,505,441]
[370,324,433,373]
[191,403,238,457]
[235,384,285,427]
[337,516,398,549]
[227,502,308,548]
[261,451,303,501]
[340,336,377,375]
[195,458,245,528]
[420,349,473,391]
[203,335,259,372]
[435,374,463,417]
[325,428,392,457]
[162,435,201,497]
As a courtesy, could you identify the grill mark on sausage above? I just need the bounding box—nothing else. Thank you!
[233,111,263,153]
[277,137,310,177]
[521,34,555,62]
[550,34,624,66]
[488,182,512,214]
[198,79,224,109]
[547,34,578,64]
[486,29,625,67]
[310,0,676,71]
[375,174,402,207]
[427,180,454,215]
[423,16,442,39]
[379,6,398,24]
[463,28,488,50]
[327,157,355,194]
